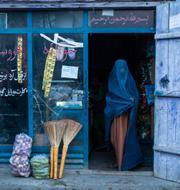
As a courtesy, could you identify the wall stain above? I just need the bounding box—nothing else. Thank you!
[160,74,169,88]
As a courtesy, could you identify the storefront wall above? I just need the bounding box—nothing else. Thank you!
[0,0,179,183]
[0,9,155,166]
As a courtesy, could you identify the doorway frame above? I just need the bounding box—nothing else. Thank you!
[85,10,156,169]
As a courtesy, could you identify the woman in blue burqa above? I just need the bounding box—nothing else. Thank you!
[104,59,142,171]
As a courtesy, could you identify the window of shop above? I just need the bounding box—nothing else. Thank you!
[0,34,28,145]
[0,13,28,146]
[0,12,87,167]
[32,33,84,146]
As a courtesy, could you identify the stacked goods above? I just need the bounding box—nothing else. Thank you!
[30,155,49,179]
[9,133,32,177]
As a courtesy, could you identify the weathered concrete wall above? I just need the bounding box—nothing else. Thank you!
[0,0,173,9]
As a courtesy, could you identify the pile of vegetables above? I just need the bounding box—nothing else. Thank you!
[30,155,49,179]
[9,133,32,177]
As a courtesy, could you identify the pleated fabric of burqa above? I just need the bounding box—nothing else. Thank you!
[104,59,142,170]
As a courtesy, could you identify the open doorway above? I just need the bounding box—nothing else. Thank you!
[88,33,155,171]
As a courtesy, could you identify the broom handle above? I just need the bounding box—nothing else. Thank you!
[59,145,68,179]
[50,146,54,178]
[53,146,59,179]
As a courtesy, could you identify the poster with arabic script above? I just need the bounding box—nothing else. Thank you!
[0,34,28,144]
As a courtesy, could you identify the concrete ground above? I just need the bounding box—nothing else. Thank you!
[0,165,179,190]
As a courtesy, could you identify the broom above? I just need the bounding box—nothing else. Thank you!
[59,119,82,178]
[53,120,67,179]
[44,121,56,179]
[44,120,66,179]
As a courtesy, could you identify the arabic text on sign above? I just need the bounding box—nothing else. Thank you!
[0,87,28,97]
[0,47,22,62]
[90,15,150,25]
[0,69,27,82]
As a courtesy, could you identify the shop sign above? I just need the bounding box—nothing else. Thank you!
[89,10,155,28]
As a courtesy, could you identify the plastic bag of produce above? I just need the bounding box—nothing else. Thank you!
[9,155,31,177]
[12,133,32,156]
[9,133,32,177]
[30,155,49,179]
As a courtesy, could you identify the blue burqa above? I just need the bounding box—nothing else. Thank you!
[104,59,142,170]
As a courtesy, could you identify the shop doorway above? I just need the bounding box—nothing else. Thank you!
[88,33,155,171]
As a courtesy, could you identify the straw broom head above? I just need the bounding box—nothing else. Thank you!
[54,119,67,147]
[63,119,82,147]
[44,120,67,146]
[44,121,57,146]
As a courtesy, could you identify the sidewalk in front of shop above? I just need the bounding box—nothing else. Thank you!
[0,165,179,190]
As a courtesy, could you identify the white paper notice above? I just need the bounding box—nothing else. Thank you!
[102,10,114,17]
[170,14,180,29]
[61,65,79,79]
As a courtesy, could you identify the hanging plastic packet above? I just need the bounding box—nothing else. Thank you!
[9,133,32,177]
[42,47,57,97]
[56,46,65,61]
[44,48,56,97]
[42,47,53,91]
[67,38,76,60]
[17,36,23,84]
[68,48,76,60]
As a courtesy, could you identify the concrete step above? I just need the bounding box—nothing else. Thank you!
[0,165,179,190]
